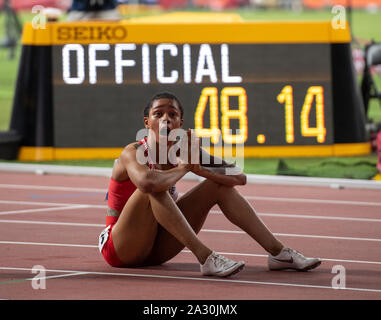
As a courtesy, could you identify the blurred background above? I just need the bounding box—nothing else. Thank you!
[0,0,380,179]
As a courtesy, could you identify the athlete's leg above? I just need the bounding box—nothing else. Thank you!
[147,190,212,264]
[111,190,158,266]
[143,179,220,265]
[111,188,212,266]
[216,184,284,256]
[143,179,283,266]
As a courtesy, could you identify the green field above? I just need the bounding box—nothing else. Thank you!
[0,8,380,179]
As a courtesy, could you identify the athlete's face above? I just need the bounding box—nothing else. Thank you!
[144,98,183,141]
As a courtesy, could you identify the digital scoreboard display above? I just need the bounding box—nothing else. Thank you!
[13,17,369,160]
[53,42,332,148]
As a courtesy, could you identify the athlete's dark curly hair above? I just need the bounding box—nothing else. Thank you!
[144,92,184,118]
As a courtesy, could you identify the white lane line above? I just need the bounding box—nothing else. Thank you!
[2,162,381,189]
[1,220,380,242]
[0,200,107,209]
[180,250,381,266]
[0,184,106,193]
[25,271,88,282]
[1,197,381,223]
[210,210,381,223]
[0,219,104,227]
[0,266,380,294]
[0,200,77,207]
[0,270,88,285]
[1,241,381,266]
[1,182,381,206]
[0,241,97,248]
[274,233,381,243]
[245,195,381,207]
[0,201,379,222]
[258,212,381,223]
[0,205,90,216]
[201,229,381,243]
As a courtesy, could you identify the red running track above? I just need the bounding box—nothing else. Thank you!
[0,171,380,300]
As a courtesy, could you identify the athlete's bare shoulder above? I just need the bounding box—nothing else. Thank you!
[112,142,141,180]
[118,141,146,167]
[122,141,143,157]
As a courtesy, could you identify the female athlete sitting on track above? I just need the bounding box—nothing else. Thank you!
[98,92,321,277]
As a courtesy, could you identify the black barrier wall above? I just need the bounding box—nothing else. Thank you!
[331,43,367,143]
[10,45,54,147]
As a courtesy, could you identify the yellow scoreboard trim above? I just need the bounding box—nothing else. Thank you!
[22,18,350,46]
[18,143,370,161]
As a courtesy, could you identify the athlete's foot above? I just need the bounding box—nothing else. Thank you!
[200,251,245,277]
[268,247,321,271]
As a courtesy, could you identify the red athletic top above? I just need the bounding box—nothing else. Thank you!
[105,138,177,227]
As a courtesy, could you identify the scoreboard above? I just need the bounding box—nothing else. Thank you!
[11,14,369,160]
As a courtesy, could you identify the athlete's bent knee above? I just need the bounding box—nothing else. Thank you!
[148,190,171,201]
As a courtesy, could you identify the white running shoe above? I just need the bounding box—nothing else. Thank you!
[268,247,321,271]
[200,251,245,277]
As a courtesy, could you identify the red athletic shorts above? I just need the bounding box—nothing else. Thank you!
[98,222,125,267]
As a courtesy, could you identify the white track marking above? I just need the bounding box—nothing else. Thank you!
[26,271,88,282]
[210,210,381,223]
[201,229,381,242]
[0,200,107,209]
[0,270,88,285]
[0,205,89,216]
[1,182,381,206]
[1,241,381,266]
[1,216,381,242]
[0,181,379,294]
[274,232,381,242]
[0,200,78,207]
[0,241,97,248]
[0,219,103,227]
[1,220,381,242]
[0,202,379,222]
[0,184,106,193]
[180,250,381,265]
[245,195,381,207]
[0,266,380,294]
[256,212,381,223]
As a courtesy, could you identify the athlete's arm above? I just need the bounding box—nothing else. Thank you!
[177,130,246,187]
[120,144,189,193]
[193,163,247,187]
[192,148,247,187]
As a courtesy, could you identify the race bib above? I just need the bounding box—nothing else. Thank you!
[169,185,178,201]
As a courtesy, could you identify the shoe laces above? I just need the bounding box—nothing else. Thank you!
[212,253,231,269]
[285,248,304,259]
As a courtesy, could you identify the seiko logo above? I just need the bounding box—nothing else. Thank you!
[57,26,128,42]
